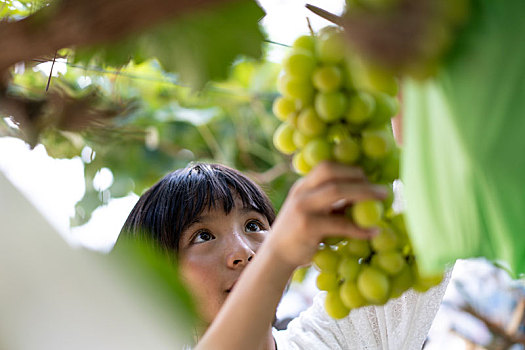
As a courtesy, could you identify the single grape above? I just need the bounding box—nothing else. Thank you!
[412,264,444,292]
[316,272,340,291]
[325,290,350,319]
[326,123,350,143]
[333,136,360,164]
[313,247,340,273]
[345,91,376,125]
[312,65,343,92]
[278,74,314,108]
[340,280,367,309]
[374,250,406,275]
[292,35,316,53]
[293,130,313,149]
[303,138,332,167]
[379,149,400,183]
[390,264,414,298]
[351,59,399,96]
[315,91,347,122]
[297,108,327,137]
[338,256,361,281]
[273,123,297,155]
[283,49,317,78]
[316,29,346,64]
[272,97,296,122]
[368,93,399,127]
[357,266,390,304]
[371,225,399,251]
[361,128,394,159]
[292,151,312,175]
[345,238,372,258]
[389,213,409,247]
[350,200,384,228]
[323,237,345,246]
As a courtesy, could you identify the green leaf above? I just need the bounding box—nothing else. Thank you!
[74,0,266,89]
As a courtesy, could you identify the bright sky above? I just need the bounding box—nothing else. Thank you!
[0,0,344,251]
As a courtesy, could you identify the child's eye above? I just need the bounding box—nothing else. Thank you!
[245,220,264,233]
[192,230,215,244]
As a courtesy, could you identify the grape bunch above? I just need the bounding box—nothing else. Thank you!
[272,27,443,319]
[314,213,443,319]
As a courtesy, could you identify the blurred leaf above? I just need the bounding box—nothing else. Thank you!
[74,0,266,89]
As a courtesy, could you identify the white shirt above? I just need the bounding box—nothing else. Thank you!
[272,272,450,350]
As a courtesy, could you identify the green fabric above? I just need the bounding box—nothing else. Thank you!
[402,0,525,276]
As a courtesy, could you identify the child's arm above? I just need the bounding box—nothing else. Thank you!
[195,162,387,350]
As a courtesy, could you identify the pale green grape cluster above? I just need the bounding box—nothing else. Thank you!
[313,213,443,319]
[273,27,400,181]
[272,27,443,319]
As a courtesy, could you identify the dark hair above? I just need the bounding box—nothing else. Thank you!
[118,162,276,253]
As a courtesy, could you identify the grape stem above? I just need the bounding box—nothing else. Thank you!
[306,17,315,37]
[305,4,344,26]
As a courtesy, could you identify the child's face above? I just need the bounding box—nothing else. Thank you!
[177,196,270,324]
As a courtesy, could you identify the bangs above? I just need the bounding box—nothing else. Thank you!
[181,164,272,229]
[119,162,276,253]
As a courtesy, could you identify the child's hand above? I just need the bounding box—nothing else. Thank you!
[266,161,388,269]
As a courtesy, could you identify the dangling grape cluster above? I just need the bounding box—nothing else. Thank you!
[272,27,443,319]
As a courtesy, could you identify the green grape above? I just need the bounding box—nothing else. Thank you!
[316,29,346,64]
[327,123,349,143]
[338,256,361,281]
[357,266,390,304]
[381,184,394,211]
[278,74,314,108]
[292,151,312,175]
[351,59,399,96]
[291,266,309,283]
[283,49,317,78]
[390,264,414,298]
[273,123,297,155]
[292,35,316,53]
[303,138,332,167]
[350,200,384,228]
[345,91,376,125]
[333,136,360,164]
[379,149,400,183]
[374,250,406,275]
[371,225,399,251]
[361,128,394,159]
[323,236,345,246]
[315,91,347,122]
[340,280,367,309]
[412,264,444,292]
[313,247,340,272]
[368,92,399,127]
[317,271,340,291]
[325,290,350,319]
[312,65,343,92]
[317,25,340,37]
[293,130,313,149]
[272,96,296,122]
[389,214,408,244]
[286,111,299,128]
[345,238,372,257]
[297,108,327,137]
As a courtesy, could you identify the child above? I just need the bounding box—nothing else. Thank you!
[119,161,448,349]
